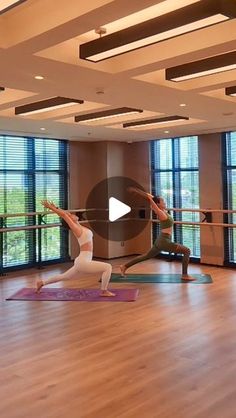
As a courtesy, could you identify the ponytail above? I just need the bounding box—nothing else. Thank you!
[153,195,161,204]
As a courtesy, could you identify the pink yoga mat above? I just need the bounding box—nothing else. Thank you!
[6,287,139,302]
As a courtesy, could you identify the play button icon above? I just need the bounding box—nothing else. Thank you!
[109,197,131,222]
[84,176,150,241]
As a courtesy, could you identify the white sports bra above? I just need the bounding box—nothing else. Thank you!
[77,226,93,246]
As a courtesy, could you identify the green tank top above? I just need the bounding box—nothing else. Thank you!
[160,213,174,230]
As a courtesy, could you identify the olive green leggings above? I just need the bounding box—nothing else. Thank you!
[124,233,191,275]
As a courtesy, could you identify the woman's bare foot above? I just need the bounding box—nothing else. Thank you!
[181,275,196,281]
[100,290,116,297]
[119,265,126,277]
[35,279,44,293]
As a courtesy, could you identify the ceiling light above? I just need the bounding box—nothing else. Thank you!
[34,75,44,80]
[180,103,187,107]
[222,112,234,116]
[0,0,26,15]
[123,116,189,129]
[40,127,46,131]
[96,89,105,95]
[225,86,236,97]
[74,107,143,123]
[15,97,84,116]
[166,50,236,81]
[79,0,236,62]
[164,130,170,134]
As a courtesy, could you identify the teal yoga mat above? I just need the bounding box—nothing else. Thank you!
[110,273,213,284]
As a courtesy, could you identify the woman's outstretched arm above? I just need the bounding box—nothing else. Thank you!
[127,187,167,220]
[127,186,153,200]
[41,200,82,235]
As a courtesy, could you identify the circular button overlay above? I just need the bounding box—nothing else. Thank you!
[82,176,150,241]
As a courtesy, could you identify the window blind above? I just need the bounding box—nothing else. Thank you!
[223,131,236,264]
[0,135,68,271]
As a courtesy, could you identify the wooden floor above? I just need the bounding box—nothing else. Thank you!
[1,257,236,418]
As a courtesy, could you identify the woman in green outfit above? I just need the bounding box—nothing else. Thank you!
[120,187,195,280]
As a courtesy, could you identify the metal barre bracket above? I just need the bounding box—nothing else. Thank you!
[201,211,212,223]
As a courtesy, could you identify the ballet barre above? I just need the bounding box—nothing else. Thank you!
[1,206,234,219]
[0,208,105,218]
[0,223,61,233]
[166,207,235,227]
[1,218,235,232]
[0,205,235,233]
[152,220,236,228]
[168,208,236,214]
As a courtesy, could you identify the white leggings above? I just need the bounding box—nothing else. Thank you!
[42,251,112,290]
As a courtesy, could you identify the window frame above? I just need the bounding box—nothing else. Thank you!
[0,134,69,273]
[151,136,200,261]
[222,131,236,266]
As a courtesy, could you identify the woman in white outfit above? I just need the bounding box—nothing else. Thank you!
[36,200,115,297]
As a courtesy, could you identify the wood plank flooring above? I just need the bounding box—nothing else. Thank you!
[1,258,236,418]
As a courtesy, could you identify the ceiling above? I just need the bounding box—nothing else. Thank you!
[0,0,236,142]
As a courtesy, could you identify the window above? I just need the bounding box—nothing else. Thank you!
[223,132,236,264]
[0,135,68,271]
[151,136,200,258]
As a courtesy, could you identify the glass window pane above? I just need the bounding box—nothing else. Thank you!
[3,173,31,227]
[152,139,172,170]
[35,173,60,212]
[182,226,200,258]
[226,132,236,166]
[225,161,236,263]
[0,173,4,214]
[35,138,60,170]
[180,171,200,222]
[232,229,236,261]
[178,136,198,169]
[3,230,34,267]
[0,136,29,170]
[153,171,173,208]
[0,135,68,270]
[36,227,61,261]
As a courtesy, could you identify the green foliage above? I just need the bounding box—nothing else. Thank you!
[1,186,62,267]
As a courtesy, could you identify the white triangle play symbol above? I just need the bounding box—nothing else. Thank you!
[109,197,131,222]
